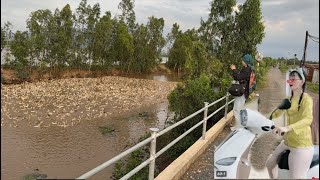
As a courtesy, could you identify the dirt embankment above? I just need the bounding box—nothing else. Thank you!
[1,64,172,84]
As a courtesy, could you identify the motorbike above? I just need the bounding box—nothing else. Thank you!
[214,99,319,179]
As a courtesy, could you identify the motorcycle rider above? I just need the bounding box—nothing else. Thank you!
[266,67,314,179]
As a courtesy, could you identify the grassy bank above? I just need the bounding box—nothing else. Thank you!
[307,81,319,93]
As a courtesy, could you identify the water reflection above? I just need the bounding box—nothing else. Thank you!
[119,72,182,82]
[152,75,168,82]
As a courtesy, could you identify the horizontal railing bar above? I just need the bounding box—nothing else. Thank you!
[155,119,205,158]
[157,106,206,137]
[206,103,226,120]
[120,158,152,180]
[77,137,153,179]
[228,99,235,104]
[207,95,226,108]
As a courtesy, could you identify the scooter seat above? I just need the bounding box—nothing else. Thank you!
[278,145,319,170]
[310,145,319,169]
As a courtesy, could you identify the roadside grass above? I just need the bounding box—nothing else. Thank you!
[306,81,319,93]
[279,65,289,73]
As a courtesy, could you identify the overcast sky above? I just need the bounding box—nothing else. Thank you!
[1,0,319,61]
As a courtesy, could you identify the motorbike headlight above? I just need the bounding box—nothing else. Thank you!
[240,109,248,126]
[216,157,237,166]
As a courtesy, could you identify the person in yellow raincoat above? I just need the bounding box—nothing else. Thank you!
[266,67,314,179]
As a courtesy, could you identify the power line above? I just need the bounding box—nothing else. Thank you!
[308,34,319,43]
[309,37,319,43]
[308,34,319,40]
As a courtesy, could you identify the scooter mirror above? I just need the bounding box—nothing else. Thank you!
[278,98,291,110]
[261,125,275,131]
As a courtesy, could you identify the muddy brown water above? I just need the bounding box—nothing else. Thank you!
[1,73,179,180]
[119,72,182,83]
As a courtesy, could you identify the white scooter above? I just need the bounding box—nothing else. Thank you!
[214,99,319,179]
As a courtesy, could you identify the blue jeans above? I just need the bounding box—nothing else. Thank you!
[233,95,246,128]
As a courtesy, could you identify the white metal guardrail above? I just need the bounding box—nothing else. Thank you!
[77,92,235,180]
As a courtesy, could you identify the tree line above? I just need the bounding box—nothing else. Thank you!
[1,0,166,80]
[1,0,265,81]
[1,0,265,78]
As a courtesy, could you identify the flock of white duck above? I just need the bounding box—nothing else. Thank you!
[1,76,177,128]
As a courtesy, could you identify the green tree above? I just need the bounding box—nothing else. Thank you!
[166,23,182,50]
[130,16,165,73]
[73,0,100,69]
[91,11,114,69]
[167,33,193,72]
[198,0,236,60]
[167,30,205,76]
[146,16,165,67]
[10,31,30,66]
[164,74,228,160]
[169,74,216,118]
[47,5,73,75]
[10,31,31,80]
[235,0,265,56]
[112,21,134,72]
[131,24,149,72]
[1,27,4,52]
[1,21,12,52]
[26,9,53,68]
[184,41,208,79]
[118,0,136,33]
[87,3,101,67]
[58,4,73,67]
[198,0,265,66]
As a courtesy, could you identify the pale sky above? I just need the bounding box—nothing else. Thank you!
[1,0,319,61]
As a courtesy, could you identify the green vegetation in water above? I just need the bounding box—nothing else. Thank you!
[307,82,319,93]
[112,132,151,180]
[99,126,116,135]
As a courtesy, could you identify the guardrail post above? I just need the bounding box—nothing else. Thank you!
[149,128,159,180]
[202,102,209,140]
[224,92,229,119]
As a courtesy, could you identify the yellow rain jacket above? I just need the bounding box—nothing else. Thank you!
[272,93,314,148]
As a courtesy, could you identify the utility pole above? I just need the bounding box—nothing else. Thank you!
[300,31,308,67]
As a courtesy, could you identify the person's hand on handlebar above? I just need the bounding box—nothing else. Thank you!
[272,126,292,136]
